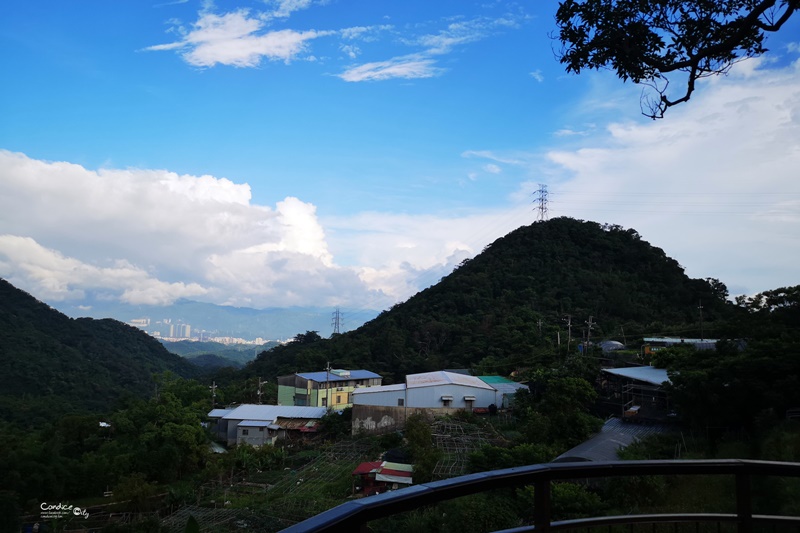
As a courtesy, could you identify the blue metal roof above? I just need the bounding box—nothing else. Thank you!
[296,369,381,383]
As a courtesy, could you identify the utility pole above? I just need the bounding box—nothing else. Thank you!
[533,184,549,222]
[585,316,595,354]
[698,300,705,340]
[537,318,543,336]
[563,315,573,349]
[620,326,627,346]
[209,381,217,409]
[256,377,269,404]
[331,307,343,335]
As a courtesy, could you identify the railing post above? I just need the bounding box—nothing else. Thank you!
[735,473,752,533]
[534,477,551,533]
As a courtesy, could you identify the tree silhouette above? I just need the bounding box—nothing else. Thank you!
[555,0,799,118]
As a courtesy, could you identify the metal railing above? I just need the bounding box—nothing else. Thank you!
[281,459,800,533]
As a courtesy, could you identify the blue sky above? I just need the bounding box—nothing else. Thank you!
[1,0,799,321]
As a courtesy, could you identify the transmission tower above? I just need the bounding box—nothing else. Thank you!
[331,307,343,335]
[534,184,549,221]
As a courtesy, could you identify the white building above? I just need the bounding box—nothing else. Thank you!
[353,371,498,410]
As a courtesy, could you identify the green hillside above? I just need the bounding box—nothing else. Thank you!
[243,218,740,382]
[0,278,199,425]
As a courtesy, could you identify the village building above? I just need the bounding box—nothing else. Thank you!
[352,461,413,496]
[643,337,718,354]
[208,404,328,447]
[477,375,529,409]
[351,371,528,434]
[600,366,672,422]
[277,369,382,409]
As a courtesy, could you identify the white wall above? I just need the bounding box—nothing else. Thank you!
[408,384,496,409]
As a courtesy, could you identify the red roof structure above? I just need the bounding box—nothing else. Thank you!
[352,461,413,496]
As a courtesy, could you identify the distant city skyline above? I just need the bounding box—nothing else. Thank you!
[1,1,799,315]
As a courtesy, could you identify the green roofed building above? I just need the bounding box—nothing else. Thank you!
[478,376,529,408]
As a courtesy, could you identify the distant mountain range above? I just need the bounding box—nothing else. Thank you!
[53,298,380,341]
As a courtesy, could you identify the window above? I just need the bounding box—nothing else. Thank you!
[322,397,327,407]
[242,429,249,436]
[336,395,342,404]
[397,398,404,407]
[258,427,264,432]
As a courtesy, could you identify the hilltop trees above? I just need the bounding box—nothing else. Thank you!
[243,218,736,385]
[555,0,799,118]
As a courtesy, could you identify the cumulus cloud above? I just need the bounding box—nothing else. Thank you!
[0,149,537,311]
[145,9,327,67]
[542,60,800,296]
[0,235,207,305]
[0,151,392,308]
[321,206,533,302]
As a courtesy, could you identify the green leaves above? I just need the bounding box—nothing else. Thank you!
[555,0,795,116]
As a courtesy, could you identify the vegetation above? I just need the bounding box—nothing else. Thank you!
[555,0,799,118]
[243,218,737,384]
[1,217,798,530]
[0,279,199,425]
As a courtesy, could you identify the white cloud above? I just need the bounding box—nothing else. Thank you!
[0,235,208,305]
[145,9,327,67]
[339,56,442,82]
[0,151,390,308]
[270,0,313,19]
[0,149,536,311]
[483,163,502,174]
[461,149,525,166]
[542,61,800,296]
[338,14,523,82]
[529,69,543,82]
[340,44,360,59]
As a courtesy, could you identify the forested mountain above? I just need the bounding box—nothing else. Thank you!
[0,278,199,425]
[243,217,741,382]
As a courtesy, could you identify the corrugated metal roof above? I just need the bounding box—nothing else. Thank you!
[490,381,529,396]
[352,383,406,395]
[353,461,383,475]
[603,366,671,386]
[406,371,494,390]
[555,418,673,462]
[238,420,273,427]
[215,404,327,421]
[278,418,321,430]
[375,473,413,484]
[478,375,515,384]
[208,408,233,418]
[296,369,381,383]
[644,337,718,345]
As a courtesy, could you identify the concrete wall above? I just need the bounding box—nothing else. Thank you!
[237,426,276,447]
[351,405,463,436]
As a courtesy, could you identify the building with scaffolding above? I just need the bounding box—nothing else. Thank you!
[601,366,672,422]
